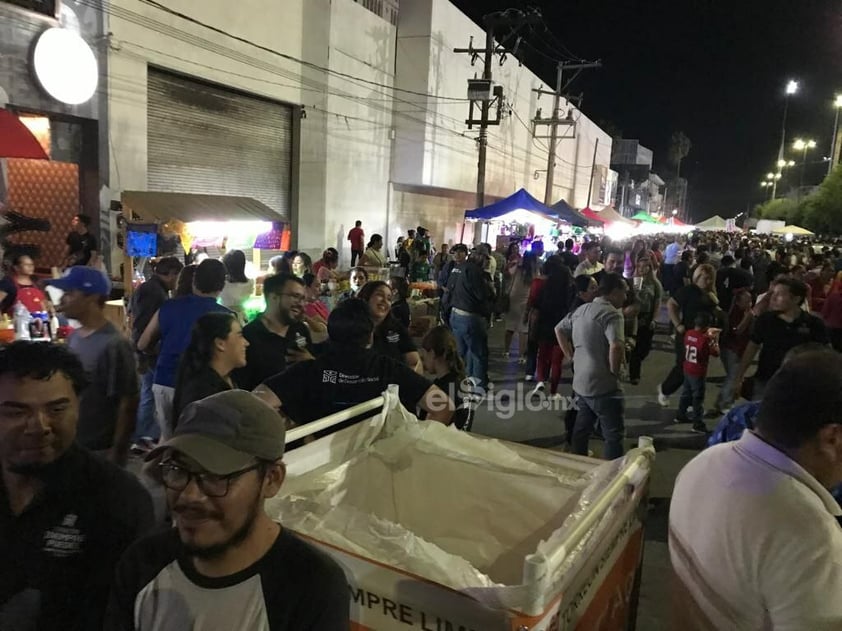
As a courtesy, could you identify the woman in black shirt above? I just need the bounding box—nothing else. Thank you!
[357,280,421,372]
[420,325,472,429]
[388,275,411,329]
[172,312,249,424]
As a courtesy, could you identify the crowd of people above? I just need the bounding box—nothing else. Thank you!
[6,216,842,629]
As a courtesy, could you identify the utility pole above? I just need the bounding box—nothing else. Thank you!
[586,138,600,208]
[532,60,601,204]
[454,9,540,219]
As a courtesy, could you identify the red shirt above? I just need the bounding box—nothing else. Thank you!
[683,328,719,378]
[348,227,364,251]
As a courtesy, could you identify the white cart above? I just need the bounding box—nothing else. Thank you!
[269,387,654,631]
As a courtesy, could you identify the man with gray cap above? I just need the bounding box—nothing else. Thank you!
[105,391,350,630]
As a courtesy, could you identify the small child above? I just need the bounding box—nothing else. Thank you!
[675,312,719,433]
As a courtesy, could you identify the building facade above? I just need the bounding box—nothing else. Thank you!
[4,0,614,268]
[0,0,106,267]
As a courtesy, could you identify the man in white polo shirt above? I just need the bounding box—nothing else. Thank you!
[669,351,842,630]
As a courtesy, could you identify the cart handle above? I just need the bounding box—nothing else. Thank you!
[523,437,655,597]
[285,396,387,444]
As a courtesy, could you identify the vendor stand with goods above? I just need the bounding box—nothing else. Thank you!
[118,191,291,323]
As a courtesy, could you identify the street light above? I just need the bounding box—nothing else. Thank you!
[830,94,842,175]
[793,138,817,198]
[773,79,799,199]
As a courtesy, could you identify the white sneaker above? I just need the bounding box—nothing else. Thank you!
[530,382,546,396]
[657,386,669,407]
[503,351,511,359]
[549,392,563,402]
[525,374,534,382]
[518,356,527,365]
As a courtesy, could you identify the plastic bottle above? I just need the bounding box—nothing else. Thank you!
[13,303,31,340]
[50,314,60,341]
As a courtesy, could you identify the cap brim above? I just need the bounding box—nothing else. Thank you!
[145,433,256,475]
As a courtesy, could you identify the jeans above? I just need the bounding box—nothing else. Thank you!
[351,249,363,267]
[716,348,741,410]
[678,375,706,421]
[572,391,625,460]
[133,370,159,442]
[660,335,686,396]
[152,384,176,441]
[449,312,489,388]
[628,322,654,381]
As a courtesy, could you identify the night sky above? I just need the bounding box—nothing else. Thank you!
[450,0,842,221]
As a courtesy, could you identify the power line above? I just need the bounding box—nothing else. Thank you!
[134,0,470,103]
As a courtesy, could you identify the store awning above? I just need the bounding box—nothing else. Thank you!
[121,191,281,223]
[0,109,49,160]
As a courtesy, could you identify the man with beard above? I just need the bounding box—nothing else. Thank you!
[0,342,152,631]
[105,390,349,630]
[233,274,314,391]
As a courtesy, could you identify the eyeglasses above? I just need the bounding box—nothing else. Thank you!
[158,461,263,498]
[280,292,307,302]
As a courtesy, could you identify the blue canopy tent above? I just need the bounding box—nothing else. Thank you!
[464,188,558,222]
[462,188,561,243]
[550,199,593,228]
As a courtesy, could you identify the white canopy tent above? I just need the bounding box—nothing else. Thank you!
[695,215,727,231]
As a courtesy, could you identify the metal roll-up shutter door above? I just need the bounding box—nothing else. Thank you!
[147,69,292,220]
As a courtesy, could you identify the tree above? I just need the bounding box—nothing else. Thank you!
[801,164,842,233]
[668,131,692,179]
[757,197,800,223]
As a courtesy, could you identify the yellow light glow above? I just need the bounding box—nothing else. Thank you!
[835,95,842,108]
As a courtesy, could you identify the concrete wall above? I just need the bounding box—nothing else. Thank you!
[392,0,613,239]
[106,0,396,264]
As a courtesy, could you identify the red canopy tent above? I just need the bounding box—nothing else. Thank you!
[0,109,49,160]
[580,207,608,224]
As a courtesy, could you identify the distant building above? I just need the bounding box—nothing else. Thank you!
[610,139,665,217]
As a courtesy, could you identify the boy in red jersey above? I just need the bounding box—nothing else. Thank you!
[675,312,719,434]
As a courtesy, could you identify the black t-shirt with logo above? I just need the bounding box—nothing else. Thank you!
[751,310,828,381]
[235,317,313,392]
[371,318,416,364]
[0,445,153,631]
[263,346,432,426]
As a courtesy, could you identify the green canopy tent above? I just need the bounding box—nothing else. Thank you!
[630,212,659,224]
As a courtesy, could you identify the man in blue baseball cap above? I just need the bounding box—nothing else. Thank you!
[47,267,138,464]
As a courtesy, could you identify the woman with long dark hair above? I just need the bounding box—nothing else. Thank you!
[174,264,198,298]
[220,249,254,320]
[530,255,572,399]
[357,280,421,372]
[172,312,248,424]
[420,325,471,430]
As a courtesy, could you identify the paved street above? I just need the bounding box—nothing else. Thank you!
[471,311,722,630]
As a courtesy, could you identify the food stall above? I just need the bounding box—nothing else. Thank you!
[272,386,655,630]
[117,191,290,322]
[462,189,577,252]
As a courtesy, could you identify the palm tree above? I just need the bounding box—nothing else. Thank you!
[669,131,692,179]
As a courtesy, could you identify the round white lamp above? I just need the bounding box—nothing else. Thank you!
[32,28,98,105]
